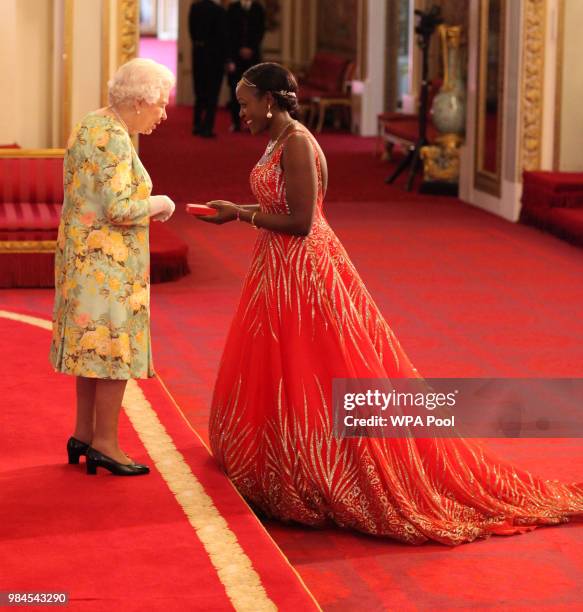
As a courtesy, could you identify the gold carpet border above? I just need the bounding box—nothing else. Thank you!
[0,310,276,612]
[0,310,52,331]
[122,381,277,611]
[155,374,323,612]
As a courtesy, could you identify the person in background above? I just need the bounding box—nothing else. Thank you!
[50,58,176,476]
[189,0,228,138]
[226,0,265,132]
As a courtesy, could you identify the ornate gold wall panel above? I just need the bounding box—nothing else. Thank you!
[117,0,139,66]
[553,0,564,170]
[521,0,546,171]
[0,241,57,254]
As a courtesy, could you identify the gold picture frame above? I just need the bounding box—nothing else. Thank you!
[474,0,506,197]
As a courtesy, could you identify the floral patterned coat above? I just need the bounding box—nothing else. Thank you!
[50,113,154,379]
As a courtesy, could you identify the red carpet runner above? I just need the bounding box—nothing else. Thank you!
[0,313,318,611]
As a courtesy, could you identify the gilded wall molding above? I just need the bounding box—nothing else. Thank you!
[0,149,65,158]
[62,0,74,147]
[553,0,564,170]
[521,0,546,171]
[0,241,57,254]
[101,0,111,107]
[117,0,139,67]
[474,0,505,197]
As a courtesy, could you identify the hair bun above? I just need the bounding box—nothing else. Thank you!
[241,62,300,119]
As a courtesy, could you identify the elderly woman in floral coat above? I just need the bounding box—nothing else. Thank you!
[50,58,176,476]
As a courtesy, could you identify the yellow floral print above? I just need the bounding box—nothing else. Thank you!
[50,113,154,379]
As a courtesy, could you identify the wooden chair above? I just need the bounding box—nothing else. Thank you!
[311,61,356,133]
[296,53,351,129]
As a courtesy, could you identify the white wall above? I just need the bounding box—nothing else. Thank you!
[0,0,108,149]
[0,0,54,148]
[357,0,387,136]
[52,0,65,146]
[559,0,583,171]
[71,0,103,130]
[158,0,179,40]
[540,0,560,169]
[19,0,55,148]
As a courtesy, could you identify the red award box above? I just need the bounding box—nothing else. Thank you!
[186,203,218,216]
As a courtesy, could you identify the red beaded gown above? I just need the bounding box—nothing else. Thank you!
[209,129,583,545]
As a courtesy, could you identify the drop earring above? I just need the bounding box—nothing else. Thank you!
[266,105,272,119]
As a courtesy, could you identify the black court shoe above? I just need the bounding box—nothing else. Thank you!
[67,437,90,465]
[86,447,150,476]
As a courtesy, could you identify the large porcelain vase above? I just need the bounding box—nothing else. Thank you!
[431,25,466,136]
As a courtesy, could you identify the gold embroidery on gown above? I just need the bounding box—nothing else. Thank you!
[209,130,583,545]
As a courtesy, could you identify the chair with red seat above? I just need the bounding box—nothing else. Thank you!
[0,149,190,287]
[0,150,64,287]
[296,52,351,128]
[311,60,356,133]
[520,171,583,247]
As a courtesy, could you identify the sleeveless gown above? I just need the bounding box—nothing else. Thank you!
[209,130,583,545]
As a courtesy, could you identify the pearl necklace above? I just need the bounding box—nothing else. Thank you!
[265,121,296,157]
[109,106,129,133]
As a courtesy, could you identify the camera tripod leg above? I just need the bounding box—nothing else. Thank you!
[385,145,414,184]
[405,146,422,192]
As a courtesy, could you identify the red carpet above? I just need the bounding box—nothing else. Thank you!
[139,38,176,75]
[1,107,583,609]
[0,313,318,611]
[150,222,190,283]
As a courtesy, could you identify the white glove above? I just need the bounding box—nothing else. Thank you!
[150,195,175,223]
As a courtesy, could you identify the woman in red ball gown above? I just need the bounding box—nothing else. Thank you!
[201,63,583,545]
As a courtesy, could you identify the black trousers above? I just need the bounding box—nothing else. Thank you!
[227,60,255,127]
[192,51,224,134]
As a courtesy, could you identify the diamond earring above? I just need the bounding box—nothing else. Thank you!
[266,106,272,119]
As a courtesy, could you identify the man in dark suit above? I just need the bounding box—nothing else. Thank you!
[226,0,266,131]
[189,0,227,137]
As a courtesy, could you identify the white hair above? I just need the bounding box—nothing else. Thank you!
[108,58,175,106]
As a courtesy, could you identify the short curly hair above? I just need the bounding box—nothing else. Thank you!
[108,58,175,106]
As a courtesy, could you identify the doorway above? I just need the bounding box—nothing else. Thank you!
[139,0,179,103]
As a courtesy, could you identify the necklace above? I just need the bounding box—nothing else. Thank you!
[265,120,296,157]
[109,105,129,133]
